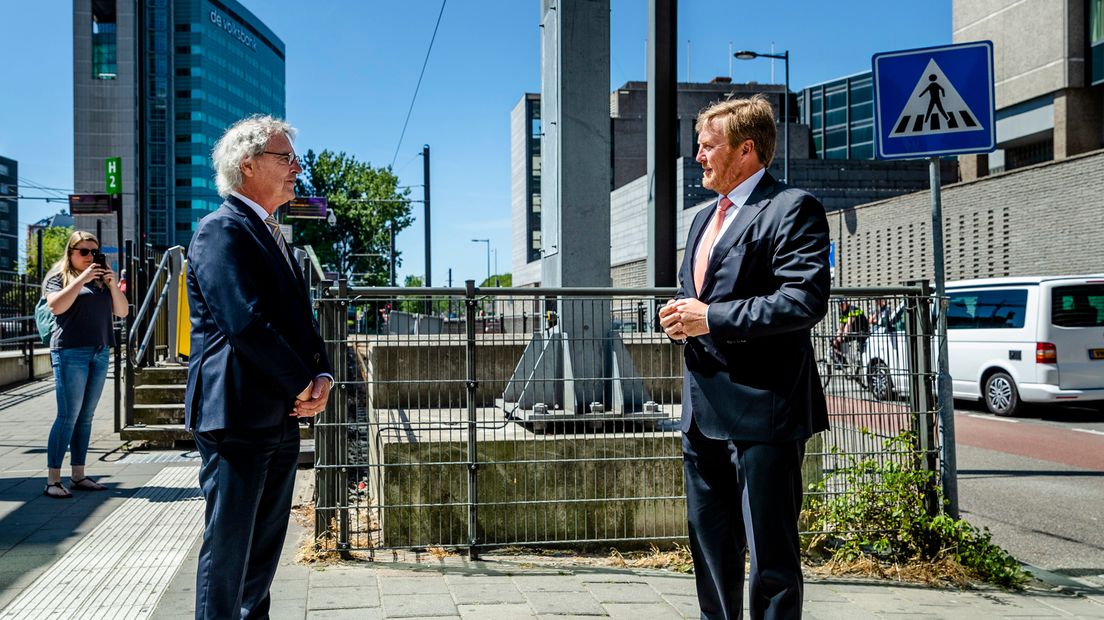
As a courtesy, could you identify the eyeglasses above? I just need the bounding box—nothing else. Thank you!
[71,247,100,257]
[262,151,300,167]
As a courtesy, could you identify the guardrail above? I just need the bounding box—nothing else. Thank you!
[312,282,940,557]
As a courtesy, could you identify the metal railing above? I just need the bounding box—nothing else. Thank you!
[121,244,186,432]
[312,282,940,556]
[0,270,45,383]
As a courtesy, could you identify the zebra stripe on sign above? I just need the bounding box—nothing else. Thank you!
[893,108,979,135]
[888,58,984,139]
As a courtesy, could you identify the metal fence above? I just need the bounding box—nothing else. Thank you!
[312,282,940,556]
[0,271,42,352]
[0,271,47,383]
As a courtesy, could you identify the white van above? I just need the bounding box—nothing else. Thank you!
[861,275,1104,416]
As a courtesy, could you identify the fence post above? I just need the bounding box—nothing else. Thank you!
[123,240,136,430]
[23,274,34,381]
[314,279,338,550]
[144,246,156,367]
[335,279,350,554]
[464,280,480,559]
[906,281,940,518]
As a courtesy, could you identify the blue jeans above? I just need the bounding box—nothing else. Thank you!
[48,346,110,469]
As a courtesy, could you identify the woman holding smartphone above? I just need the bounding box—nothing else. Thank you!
[41,231,128,498]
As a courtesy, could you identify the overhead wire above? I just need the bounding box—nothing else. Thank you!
[390,0,447,169]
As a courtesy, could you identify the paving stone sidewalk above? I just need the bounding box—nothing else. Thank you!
[2,377,1104,618]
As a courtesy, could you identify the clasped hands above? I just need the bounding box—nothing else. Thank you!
[658,298,710,340]
[291,376,332,419]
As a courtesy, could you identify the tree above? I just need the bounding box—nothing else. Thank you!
[398,275,449,314]
[292,150,412,285]
[479,273,512,288]
[25,226,73,280]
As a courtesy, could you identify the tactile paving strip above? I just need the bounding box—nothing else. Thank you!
[1,465,203,619]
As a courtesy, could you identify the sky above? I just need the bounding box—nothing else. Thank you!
[0,1,951,285]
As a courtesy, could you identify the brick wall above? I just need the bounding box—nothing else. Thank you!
[829,149,1104,286]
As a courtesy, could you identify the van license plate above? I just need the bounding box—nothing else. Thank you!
[1091,349,1104,360]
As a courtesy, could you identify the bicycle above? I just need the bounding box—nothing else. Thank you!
[816,338,867,391]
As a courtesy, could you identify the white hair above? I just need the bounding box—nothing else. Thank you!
[211,115,297,197]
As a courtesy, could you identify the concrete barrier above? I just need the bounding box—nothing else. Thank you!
[354,333,684,409]
[0,348,52,386]
[350,339,826,550]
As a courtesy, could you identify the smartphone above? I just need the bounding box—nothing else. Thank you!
[93,251,107,269]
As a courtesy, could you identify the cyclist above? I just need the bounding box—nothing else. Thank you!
[831,300,869,363]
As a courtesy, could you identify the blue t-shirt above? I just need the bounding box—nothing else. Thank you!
[43,274,115,350]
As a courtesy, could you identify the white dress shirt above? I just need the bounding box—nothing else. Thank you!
[692,166,767,267]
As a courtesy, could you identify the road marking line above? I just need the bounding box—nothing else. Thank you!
[0,465,202,620]
[966,414,1020,423]
[1072,428,1104,437]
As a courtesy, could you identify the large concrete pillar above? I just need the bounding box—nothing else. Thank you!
[1054,87,1104,159]
[958,154,989,181]
[646,0,677,287]
[504,1,655,424]
[539,0,611,288]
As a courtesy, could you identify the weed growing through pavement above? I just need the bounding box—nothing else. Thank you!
[801,430,1028,590]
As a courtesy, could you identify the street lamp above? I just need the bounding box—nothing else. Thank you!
[471,238,490,285]
[735,49,789,183]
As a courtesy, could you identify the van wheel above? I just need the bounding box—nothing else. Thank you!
[868,361,894,401]
[984,371,1020,417]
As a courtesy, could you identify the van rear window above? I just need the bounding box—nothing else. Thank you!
[1051,285,1104,327]
[947,289,1027,329]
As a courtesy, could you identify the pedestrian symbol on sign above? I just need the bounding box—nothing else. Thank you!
[889,59,982,138]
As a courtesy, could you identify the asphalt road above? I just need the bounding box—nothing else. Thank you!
[952,400,1104,589]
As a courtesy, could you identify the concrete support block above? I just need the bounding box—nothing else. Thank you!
[1054,87,1104,159]
[958,154,989,181]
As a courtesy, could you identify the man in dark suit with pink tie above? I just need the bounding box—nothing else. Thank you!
[185,115,333,619]
[659,95,831,619]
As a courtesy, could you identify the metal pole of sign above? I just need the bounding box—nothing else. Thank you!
[114,195,123,434]
[929,157,958,518]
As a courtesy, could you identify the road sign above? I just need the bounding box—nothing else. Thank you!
[69,193,120,215]
[105,157,122,195]
[286,196,328,219]
[873,41,995,160]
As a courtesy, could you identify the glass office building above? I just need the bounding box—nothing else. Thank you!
[0,156,16,271]
[798,71,875,160]
[1093,0,1104,85]
[75,0,284,250]
[171,0,285,242]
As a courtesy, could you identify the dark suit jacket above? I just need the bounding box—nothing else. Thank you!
[184,195,331,432]
[677,172,830,442]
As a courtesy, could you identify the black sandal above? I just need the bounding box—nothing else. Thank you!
[44,481,72,499]
[70,477,107,491]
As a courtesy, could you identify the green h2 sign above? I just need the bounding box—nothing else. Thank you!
[105,157,122,195]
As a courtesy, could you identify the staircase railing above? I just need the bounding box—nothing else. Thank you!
[121,245,186,432]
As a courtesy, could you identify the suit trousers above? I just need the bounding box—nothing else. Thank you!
[682,418,806,620]
[194,417,300,620]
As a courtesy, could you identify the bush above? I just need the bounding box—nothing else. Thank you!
[802,431,1027,589]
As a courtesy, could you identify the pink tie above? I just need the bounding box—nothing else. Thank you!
[694,196,734,293]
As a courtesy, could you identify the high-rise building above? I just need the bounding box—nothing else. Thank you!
[74,0,285,256]
[797,71,875,160]
[955,0,1104,178]
[0,156,17,271]
[512,79,953,287]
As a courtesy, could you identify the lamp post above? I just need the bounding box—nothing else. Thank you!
[471,238,490,286]
[735,49,789,183]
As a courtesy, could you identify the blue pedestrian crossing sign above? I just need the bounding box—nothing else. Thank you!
[873,41,995,160]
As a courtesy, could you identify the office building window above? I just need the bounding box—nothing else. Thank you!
[1092,0,1104,84]
[1005,140,1053,171]
[91,0,117,79]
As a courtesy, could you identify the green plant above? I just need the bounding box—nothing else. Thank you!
[802,431,1027,589]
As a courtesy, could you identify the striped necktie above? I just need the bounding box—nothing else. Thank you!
[263,214,294,268]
